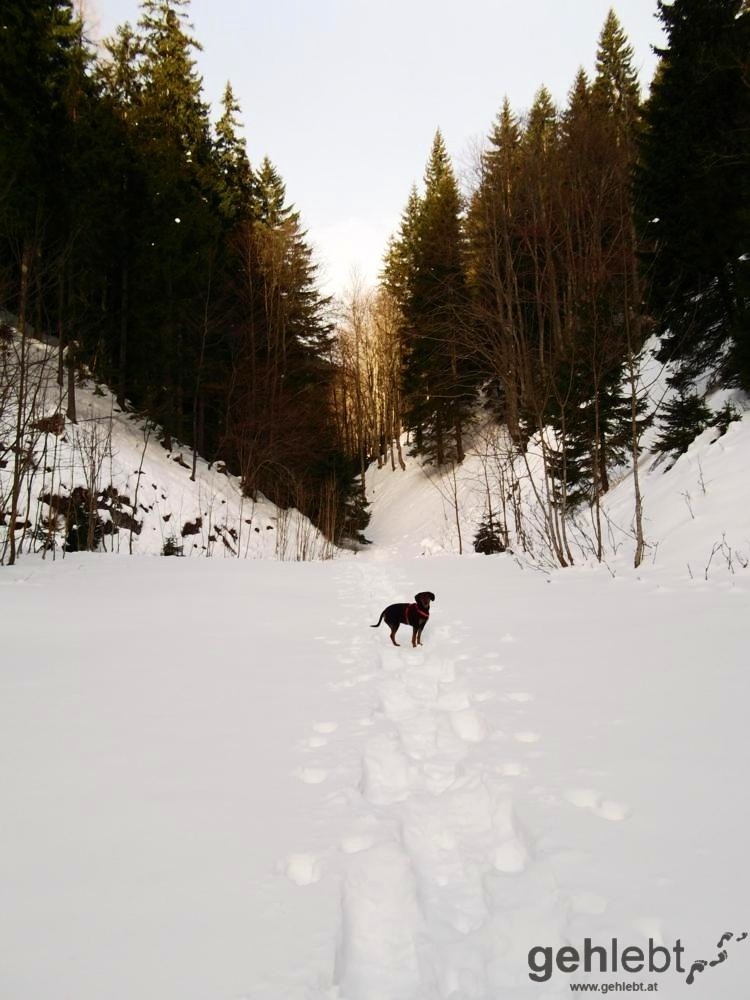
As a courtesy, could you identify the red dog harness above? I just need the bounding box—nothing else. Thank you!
[405,603,429,626]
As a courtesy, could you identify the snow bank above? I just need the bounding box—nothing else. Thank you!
[0,331,333,561]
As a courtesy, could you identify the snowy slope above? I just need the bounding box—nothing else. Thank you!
[2,332,749,1000]
[364,384,749,580]
[0,331,333,561]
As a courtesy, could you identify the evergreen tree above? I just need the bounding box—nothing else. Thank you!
[592,8,641,136]
[637,0,750,390]
[381,185,422,310]
[214,83,254,225]
[473,512,506,554]
[465,98,524,432]
[554,12,643,503]
[524,86,558,152]
[130,0,220,437]
[389,132,477,465]
[654,391,712,459]
[137,0,211,160]
[226,158,339,520]
[0,0,83,309]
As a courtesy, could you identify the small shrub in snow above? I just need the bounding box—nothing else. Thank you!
[63,487,104,552]
[655,392,711,460]
[713,401,742,438]
[162,536,184,557]
[473,514,507,555]
[32,412,65,436]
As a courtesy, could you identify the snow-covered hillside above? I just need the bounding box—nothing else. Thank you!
[365,345,749,581]
[0,330,333,562]
[2,331,749,1000]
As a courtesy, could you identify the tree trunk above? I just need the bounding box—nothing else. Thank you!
[8,243,32,566]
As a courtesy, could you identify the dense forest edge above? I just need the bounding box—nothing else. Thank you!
[1,0,748,567]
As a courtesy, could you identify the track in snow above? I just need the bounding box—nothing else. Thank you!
[282,560,631,999]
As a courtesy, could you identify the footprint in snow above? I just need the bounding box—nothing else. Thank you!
[497,762,525,777]
[283,853,322,886]
[306,736,328,749]
[450,708,487,743]
[513,731,541,744]
[437,689,471,711]
[490,799,530,874]
[360,733,413,805]
[492,840,528,874]
[472,690,496,703]
[295,766,328,784]
[565,788,630,821]
[340,833,377,854]
[313,722,338,734]
[570,892,608,916]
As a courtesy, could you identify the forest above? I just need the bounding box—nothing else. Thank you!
[1,0,748,566]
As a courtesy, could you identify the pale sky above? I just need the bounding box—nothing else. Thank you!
[87,0,665,297]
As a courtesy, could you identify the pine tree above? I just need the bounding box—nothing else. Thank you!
[137,0,211,160]
[214,83,254,225]
[129,0,220,438]
[655,391,712,460]
[473,512,506,554]
[465,98,524,432]
[592,9,641,136]
[558,12,642,503]
[524,86,558,152]
[637,0,750,390]
[0,0,83,302]
[227,158,338,520]
[381,185,422,310]
[394,131,477,465]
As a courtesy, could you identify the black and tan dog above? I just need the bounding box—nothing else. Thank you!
[371,592,435,647]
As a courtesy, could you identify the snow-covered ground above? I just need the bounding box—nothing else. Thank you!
[2,543,748,997]
[2,331,749,999]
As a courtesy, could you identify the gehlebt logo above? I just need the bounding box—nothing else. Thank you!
[527,930,748,988]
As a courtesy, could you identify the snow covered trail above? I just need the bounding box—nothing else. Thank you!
[334,559,567,1000]
[1,553,749,999]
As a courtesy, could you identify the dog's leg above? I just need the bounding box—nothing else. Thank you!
[390,625,400,646]
[412,627,419,648]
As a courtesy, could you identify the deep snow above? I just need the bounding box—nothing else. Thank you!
[2,331,750,999]
[1,546,748,999]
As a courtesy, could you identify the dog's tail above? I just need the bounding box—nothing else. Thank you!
[370,609,385,628]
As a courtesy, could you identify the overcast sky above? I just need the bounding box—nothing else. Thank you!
[87,0,665,296]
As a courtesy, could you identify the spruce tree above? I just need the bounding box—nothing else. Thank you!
[637,0,750,390]
[214,83,254,225]
[592,9,640,136]
[465,98,523,432]
[396,131,477,465]
[131,0,220,438]
[0,0,83,307]
[655,391,712,460]
[227,158,338,520]
[381,185,422,312]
